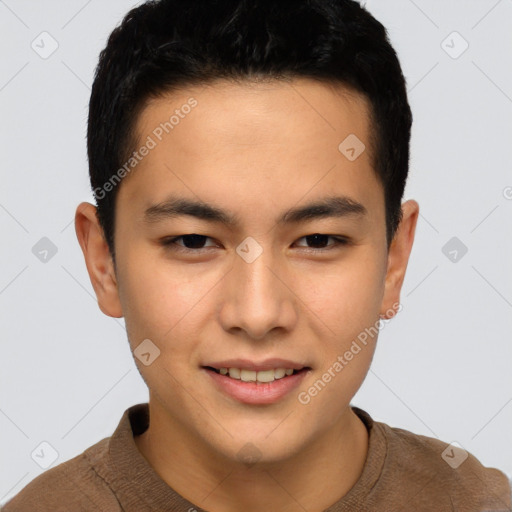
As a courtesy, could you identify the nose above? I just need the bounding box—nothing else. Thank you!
[218,242,298,341]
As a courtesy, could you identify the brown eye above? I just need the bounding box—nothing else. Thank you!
[161,234,217,252]
[295,234,349,251]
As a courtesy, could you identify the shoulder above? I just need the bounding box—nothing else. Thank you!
[1,438,121,512]
[376,420,511,508]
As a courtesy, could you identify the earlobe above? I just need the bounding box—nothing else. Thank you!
[379,199,419,319]
[74,202,123,318]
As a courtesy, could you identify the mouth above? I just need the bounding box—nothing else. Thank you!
[203,363,311,404]
[203,366,309,384]
[201,358,312,404]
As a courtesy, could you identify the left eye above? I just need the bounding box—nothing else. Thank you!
[161,233,348,252]
[294,234,349,250]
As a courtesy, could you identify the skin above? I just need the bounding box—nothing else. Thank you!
[75,78,419,512]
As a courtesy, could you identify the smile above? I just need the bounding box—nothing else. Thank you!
[208,367,299,383]
[203,365,311,404]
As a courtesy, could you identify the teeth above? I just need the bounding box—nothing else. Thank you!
[218,367,297,383]
[228,368,241,379]
[256,370,275,383]
[240,369,256,382]
[274,368,286,379]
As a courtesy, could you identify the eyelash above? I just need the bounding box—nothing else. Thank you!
[160,233,350,254]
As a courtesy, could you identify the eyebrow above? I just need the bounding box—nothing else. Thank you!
[143,195,367,227]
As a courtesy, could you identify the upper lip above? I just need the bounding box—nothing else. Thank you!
[203,358,309,372]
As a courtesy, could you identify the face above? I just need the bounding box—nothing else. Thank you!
[77,78,418,465]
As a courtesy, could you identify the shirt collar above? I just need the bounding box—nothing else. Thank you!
[100,402,385,511]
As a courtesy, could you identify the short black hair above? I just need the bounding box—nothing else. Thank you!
[87,0,412,260]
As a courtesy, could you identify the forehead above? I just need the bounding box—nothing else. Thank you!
[136,78,372,151]
[116,78,383,229]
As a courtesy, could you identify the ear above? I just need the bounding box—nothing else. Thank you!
[379,199,419,319]
[74,202,123,318]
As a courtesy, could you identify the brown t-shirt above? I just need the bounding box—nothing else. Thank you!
[2,403,510,511]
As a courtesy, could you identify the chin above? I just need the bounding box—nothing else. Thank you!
[213,427,308,467]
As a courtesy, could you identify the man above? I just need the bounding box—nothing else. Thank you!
[4,0,510,510]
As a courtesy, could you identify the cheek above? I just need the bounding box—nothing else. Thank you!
[116,247,218,348]
[296,251,385,405]
[298,250,385,339]
[296,255,384,417]
[116,248,180,340]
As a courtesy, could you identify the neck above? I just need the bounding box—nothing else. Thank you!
[134,399,368,512]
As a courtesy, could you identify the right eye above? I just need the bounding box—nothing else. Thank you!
[160,234,219,253]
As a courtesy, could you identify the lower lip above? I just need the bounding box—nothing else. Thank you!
[204,368,310,405]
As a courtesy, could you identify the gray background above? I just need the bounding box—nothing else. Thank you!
[1,0,511,504]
